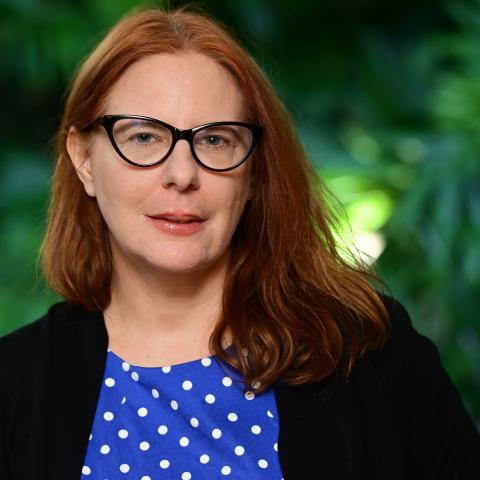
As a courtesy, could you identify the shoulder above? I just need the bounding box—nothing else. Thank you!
[0,302,65,355]
[364,293,447,395]
[0,301,100,375]
[367,294,441,382]
[377,294,417,357]
[378,293,414,347]
[363,294,480,475]
[357,294,478,434]
[0,303,56,365]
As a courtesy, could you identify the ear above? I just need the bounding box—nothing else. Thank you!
[66,126,96,197]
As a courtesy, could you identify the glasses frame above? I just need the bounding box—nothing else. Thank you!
[82,114,263,172]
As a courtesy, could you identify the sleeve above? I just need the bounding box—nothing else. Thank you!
[381,296,480,479]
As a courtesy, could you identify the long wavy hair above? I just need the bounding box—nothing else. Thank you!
[41,5,389,392]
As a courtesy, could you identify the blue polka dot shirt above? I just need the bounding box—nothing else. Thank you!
[80,346,284,479]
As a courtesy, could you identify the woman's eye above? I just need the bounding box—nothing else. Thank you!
[198,134,231,148]
[206,135,223,146]
[132,132,154,143]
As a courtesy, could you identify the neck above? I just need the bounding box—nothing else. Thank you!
[104,247,231,367]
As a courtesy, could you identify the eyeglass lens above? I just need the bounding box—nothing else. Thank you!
[112,118,253,169]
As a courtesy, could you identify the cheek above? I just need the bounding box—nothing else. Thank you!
[93,177,150,261]
[210,176,251,227]
[89,157,148,232]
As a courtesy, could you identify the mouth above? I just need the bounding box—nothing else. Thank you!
[146,212,206,235]
[148,212,205,222]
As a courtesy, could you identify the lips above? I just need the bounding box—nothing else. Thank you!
[146,211,206,235]
[149,212,205,223]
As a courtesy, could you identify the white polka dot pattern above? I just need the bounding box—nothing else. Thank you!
[201,357,212,367]
[221,465,231,475]
[182,380,193,390]
[137,407,148,417]
[234,445,245,456]
[179,436,189,447]
[227,412,238,422]
[190,417,199,427]
[103,411,114,421]
[80,346,283,479]
[205,393,215,404]
[105,378,115,387]
[251,424,262,434]
[100,444,110,454]
[222,376,233,387]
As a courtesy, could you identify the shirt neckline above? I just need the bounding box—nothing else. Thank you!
[107,345,233,371]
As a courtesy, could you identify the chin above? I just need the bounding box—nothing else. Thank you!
[141,249,225,275]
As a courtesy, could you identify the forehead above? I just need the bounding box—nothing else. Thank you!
[102,52,246,127]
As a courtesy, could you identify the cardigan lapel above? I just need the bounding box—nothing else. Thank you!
[273,378,355,479]
[45,303,108,480]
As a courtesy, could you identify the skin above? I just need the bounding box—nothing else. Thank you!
[67,52,252,366]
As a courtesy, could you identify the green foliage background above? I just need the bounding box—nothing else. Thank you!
[1,0,479,420]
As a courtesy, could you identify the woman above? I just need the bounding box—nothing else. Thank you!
[1,5,479,480]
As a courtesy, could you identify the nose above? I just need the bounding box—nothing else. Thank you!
[159,138,200,192]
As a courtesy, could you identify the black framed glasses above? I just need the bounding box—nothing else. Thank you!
[82,114,263,172]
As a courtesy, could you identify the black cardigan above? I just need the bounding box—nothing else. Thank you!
[0,296,479,479]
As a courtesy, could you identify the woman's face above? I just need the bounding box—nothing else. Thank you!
[69,52,252,276]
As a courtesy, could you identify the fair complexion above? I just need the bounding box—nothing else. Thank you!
[67,52,252,366]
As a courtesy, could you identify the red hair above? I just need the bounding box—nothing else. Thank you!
[41,5,388,392]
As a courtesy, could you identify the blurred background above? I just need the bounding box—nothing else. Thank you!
[1,0,479,421]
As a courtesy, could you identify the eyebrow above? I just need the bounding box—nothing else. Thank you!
[196,125,244,142]
[113,119,165,136]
